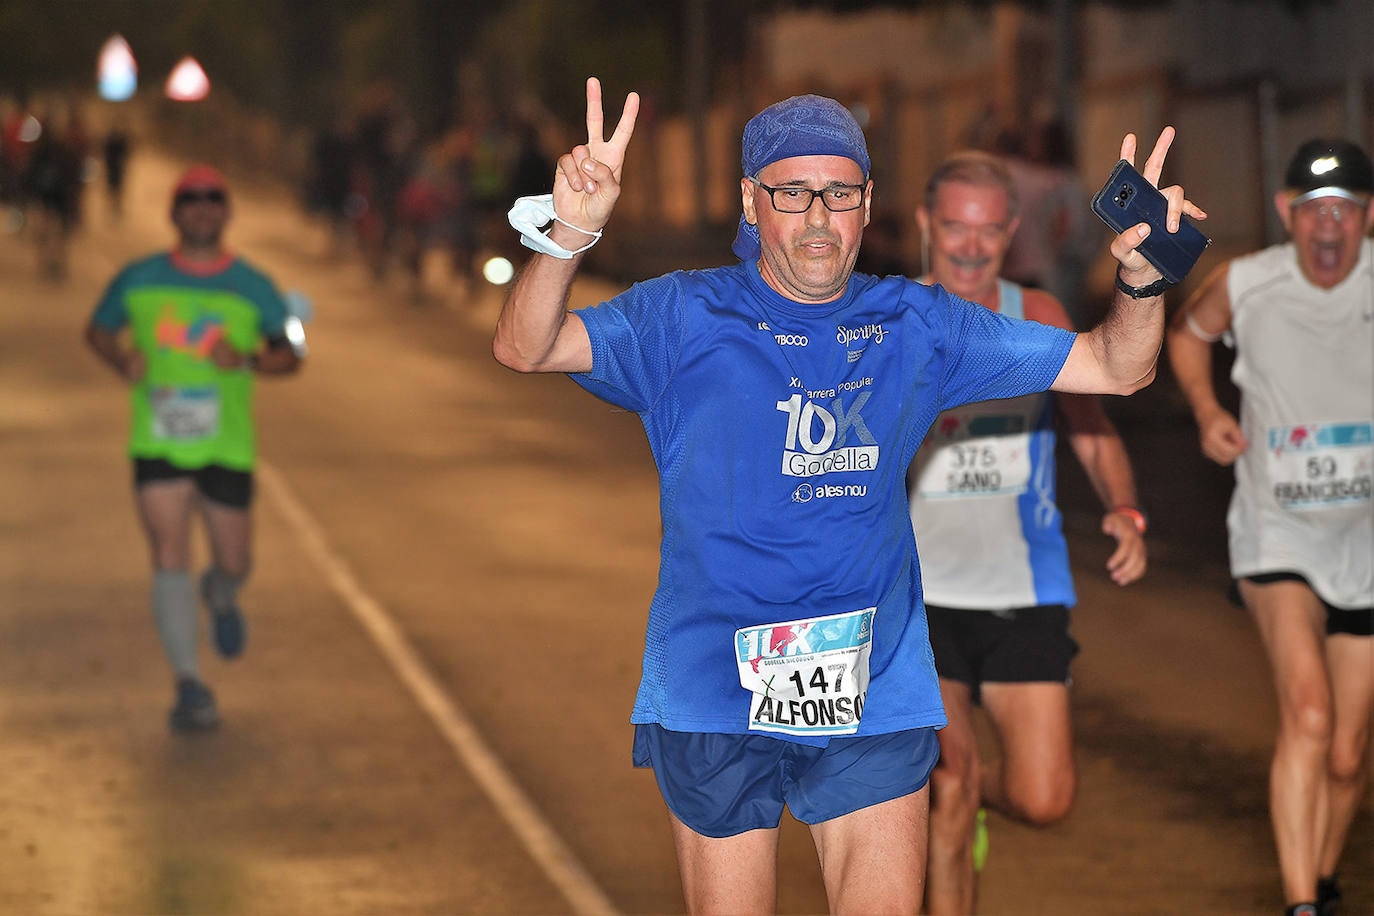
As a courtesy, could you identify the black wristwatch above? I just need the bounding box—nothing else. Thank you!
[1115,272,1172,299]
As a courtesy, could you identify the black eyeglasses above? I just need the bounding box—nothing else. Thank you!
[175,189,226,206]
[751,179,866,213]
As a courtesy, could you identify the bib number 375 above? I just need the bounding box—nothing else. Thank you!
[735,607,874,737]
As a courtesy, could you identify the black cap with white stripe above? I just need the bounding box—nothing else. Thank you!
[1284,138,1374,205]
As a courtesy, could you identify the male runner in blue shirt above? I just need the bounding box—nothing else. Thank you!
[493,77,1203,913]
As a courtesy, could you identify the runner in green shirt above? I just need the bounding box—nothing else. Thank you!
[85,165,302,731]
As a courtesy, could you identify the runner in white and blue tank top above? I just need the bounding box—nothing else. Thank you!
[909,153,1150,916]
[909,280,1075,609]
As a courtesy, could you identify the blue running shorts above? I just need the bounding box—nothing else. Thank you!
[632,723,940,838]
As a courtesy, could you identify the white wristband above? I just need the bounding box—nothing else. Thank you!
[1184,312,1223,343]
[507,194,602,259]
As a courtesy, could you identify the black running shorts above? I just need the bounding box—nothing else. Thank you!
[925,604,1079,701]
[133,458,254,509]
[1231,572,1374,637]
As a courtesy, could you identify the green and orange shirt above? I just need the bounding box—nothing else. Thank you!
[90,251,288,471]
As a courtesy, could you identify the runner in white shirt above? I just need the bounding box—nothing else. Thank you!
[1168,138,1374,916]
[909,152,1148,915]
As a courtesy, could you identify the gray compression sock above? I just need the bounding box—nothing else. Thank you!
[152,570,199,678]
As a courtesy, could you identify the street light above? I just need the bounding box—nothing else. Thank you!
[165,57,210,102]
[97,34,137,102]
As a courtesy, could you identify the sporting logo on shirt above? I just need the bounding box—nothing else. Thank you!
[836,322,887,346]
[836,322,887,363]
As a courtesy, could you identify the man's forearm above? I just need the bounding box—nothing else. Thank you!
[1085,435,1139,511]
[84,324,134,378]
[493,223,593,373]
[1165,326,1222,420]
[496,259,578,367]
[255,344,300,375]
[1085,288,1165,394]
[1064,398,1138,509]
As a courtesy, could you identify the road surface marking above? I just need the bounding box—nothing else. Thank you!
[259,461,618,916]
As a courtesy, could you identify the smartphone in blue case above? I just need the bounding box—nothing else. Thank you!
[1091,159,1211,286]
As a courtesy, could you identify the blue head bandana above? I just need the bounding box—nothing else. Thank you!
[732,95,870,261]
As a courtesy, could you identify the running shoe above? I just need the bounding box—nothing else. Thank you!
[168,678,219,732]
[972,807,989,873]
[200,570,245,659]
[1317,874,1341,916]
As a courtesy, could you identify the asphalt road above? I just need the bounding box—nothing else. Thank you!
[0,149,1367,915]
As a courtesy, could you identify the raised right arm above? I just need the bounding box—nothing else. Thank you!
[492,77,639,374]
[492,239,595,373]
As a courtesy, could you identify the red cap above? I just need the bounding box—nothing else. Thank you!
[172,164,228,199]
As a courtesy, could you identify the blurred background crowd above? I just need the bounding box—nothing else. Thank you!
[2,0,1368,318]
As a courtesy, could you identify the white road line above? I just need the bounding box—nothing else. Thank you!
[258,461,619,916]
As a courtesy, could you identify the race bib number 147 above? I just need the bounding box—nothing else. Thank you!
[735,607,874,737]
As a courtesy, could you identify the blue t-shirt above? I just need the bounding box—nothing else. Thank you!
[572,260,1075,745]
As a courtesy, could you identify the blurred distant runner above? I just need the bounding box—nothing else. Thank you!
[494,77,1201,913]
[84,166,302,732]
[1168,139,1373,916]
[908,152,1147,915]
[102,121,131,220]
[306,115,352,256]
[24,106,85,280]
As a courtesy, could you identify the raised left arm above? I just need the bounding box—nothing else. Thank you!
[1052,127,1207,395]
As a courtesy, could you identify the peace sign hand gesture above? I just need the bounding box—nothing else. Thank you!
[1109,127,1208,285]
[552,77,640,238]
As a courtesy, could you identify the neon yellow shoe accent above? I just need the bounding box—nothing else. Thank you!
[972,807,989,873]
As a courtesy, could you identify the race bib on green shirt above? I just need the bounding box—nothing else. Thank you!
[150,385,221,441]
